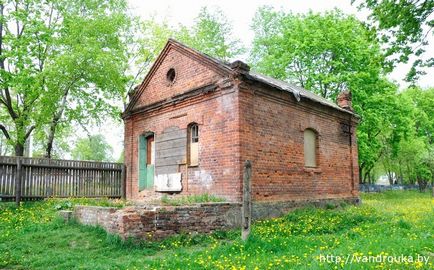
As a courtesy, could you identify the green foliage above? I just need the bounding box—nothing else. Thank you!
[71,134,113,161]
[160,193,225,206]
[0,191,432,269]
[0,0,131,156]
[354,0,434,82]
[179,7,245,62]
[380,87,434,187]
[250,8,384,99]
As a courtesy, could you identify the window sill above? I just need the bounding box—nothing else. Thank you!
[188,164,199,168]
[304,167,321,173]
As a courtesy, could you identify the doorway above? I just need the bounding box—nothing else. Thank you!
[139,133,155,190]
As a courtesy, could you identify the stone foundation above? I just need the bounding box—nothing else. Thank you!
[73,197,359,240]
[74,202,242,240]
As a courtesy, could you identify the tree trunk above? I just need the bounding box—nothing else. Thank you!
[45,121,57,159]
[417,177,427,192]
[45,89,69,159]
[364,170,370,184]
[359,165,364,184]
[15,143,24,156]
[387,170,393,185]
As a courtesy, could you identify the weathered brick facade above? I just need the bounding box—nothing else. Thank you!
[123,39,359,203]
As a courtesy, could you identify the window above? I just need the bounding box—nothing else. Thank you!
[304,129,317,167]
[146,135,155,165]
[188,124,199,166]
[166,68,176,83]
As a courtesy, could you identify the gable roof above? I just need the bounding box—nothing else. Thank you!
[123,39,355,117]
[124,39,233,114]
[245,72,348,113]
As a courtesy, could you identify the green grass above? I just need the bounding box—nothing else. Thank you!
[0,191,433,269]
[160,193,226,206]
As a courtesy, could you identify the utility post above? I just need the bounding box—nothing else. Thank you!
[242,160,252,241]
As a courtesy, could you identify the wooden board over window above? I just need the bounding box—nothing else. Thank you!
[190,142,198,166]
[304,129,317,167]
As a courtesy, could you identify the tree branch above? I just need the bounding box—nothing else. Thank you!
[24,125,35,140]
[0,124,11,140]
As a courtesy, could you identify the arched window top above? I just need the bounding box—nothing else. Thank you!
[304,128,318,167]
[189,123,199,143]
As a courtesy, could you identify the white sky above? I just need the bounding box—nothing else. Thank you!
[99,0,433,160]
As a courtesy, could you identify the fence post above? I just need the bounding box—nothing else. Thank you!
[242,160,252,241]
[121,164,126,199]
[15,157,22,207]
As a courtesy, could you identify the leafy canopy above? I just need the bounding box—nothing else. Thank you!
[250,8,385,100]
[71,134,113,162]
[354,0,434,83]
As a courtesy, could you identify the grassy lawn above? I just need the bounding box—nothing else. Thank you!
[0,191,433,269]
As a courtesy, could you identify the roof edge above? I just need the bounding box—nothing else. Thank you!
[242,72,359,118]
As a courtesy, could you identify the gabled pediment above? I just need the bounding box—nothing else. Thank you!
[123,39,233,116]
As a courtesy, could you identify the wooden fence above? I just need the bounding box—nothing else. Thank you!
[0,156,126,204]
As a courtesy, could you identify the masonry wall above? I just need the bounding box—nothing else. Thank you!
[132,47,223,110]
[74,203,242,240]
[124,87,242,201]
[238,83,359,202]
[124,46,242,201]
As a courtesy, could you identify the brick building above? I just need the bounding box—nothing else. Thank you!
[122,39,359,205]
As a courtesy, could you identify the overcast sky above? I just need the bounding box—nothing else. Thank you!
[100,0,433,160]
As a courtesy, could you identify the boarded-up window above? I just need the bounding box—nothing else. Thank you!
[188,124,199,166]
[304,129,317,167]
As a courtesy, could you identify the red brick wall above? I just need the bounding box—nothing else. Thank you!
[238,83,359,202]
[133,47,223,110]
[124,45,358,203]
[74,203,242,240]
[124,46,242,200]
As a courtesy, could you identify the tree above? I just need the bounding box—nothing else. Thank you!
[179,7,244,62]
[71,134,113,161]
[250,7,404,182]
[353,79,411,183]
[378,87,434,190]
[354,0,434,82]
[250,8,385,100]
[398,87,433,189]
[0,0,130,157]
